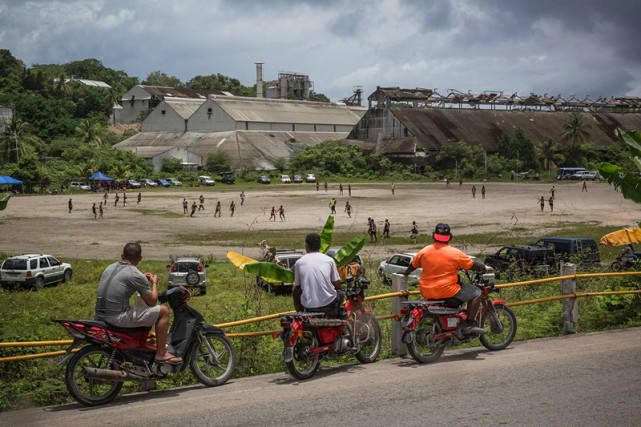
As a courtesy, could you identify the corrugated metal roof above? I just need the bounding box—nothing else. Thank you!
[212,96,362,125]
[165,98,206,120]
[115,130,348,170]
[139,85,223,99]
[63,78,112,88]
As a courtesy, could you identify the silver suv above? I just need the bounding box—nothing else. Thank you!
[167,257,208,295]
[0,254,72,290]
[377,253,494,286]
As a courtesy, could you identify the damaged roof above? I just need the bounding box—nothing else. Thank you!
[138,85,224,99]
[164,98,206,119]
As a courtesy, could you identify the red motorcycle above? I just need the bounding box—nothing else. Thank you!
[277,274,381,379]
[400,272,516,363]
[54,286,236,406]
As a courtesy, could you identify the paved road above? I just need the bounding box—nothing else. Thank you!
[4,328,641,427]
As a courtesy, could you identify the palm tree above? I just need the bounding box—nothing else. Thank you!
[561,112,590,157]
[75,119,103,148]
[537,138,565,175]
[1,118,41,165]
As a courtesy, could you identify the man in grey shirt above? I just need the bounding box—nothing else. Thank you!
[95,243,181,364]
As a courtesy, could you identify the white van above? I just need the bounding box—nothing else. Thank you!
[198,176,215,186]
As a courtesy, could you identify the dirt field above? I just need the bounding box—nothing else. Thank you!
[0,181,638,261]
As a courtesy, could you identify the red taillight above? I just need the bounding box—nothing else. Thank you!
[198,263,203,272]
[170,264,176,272]
[26,271,32,277]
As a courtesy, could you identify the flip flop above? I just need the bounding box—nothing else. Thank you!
[154,356,182,365]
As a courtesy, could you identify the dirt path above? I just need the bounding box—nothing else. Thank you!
[1,181,637,260]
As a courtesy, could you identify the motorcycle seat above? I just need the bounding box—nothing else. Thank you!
[74,319,150,334]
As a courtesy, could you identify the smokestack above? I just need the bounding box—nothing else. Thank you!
[255,62,264,98]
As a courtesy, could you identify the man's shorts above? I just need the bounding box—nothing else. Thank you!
[451,282,481,303]
[106,305,161,328]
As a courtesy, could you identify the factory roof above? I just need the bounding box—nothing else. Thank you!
[164,98,206,119]
[211,95,364,125]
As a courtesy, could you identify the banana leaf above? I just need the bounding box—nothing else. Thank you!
[320,215,334,254]
[244,262,295,284]
[226,251,258,269]
[332,235,365,268]
[0,193,9,211]
[599,228,641,246]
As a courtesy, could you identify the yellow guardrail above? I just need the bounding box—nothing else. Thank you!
[1,271,640,363]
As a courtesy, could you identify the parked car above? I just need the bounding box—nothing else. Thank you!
[166,178,182,186]
[70,182,91,191]
[156,179,171,187]
[198,175,215,186]
[280,175,292,184]
[378,253,494,286]
[221,173,235,184]
[571,170,600,181]
[484,245,554,279]
[127,179,141,189]
[292,174,303,183]
[556,167,586,180]
[257,175,271,184]
[140,179,158,187]
[1,254,72,290]
[167,257,208,295]
[305,173,316,183]
[533,237,601,265]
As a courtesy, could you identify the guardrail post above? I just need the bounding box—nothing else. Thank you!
[560,263,578,334]
[391,273,408,355]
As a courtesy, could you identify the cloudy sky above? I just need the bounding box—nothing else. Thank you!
[2,0,641,101]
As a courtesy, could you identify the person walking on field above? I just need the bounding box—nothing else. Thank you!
[550,185,556,199]
[344,200,352,218]
[103,191,108,208]
[198,195,205,211]
[137,192,141,205]
[316,182,319,192]
[240,191,246,206]
[410,221,419,244]
[472,185,477,198]
[214,201,221,217]
[539,196,545,212]
[391,183,395,195]
[371,220,377,242]
[481,185,486,199]
[114,193,120,207]
[99,202,104,218]
[582,180,588,192]
[383,219,390,239]
[190,201,197,217]
[548,196,554,212]
[123,192,127,207]
[348,183,351,197]
[270,206,276,221]
[182,198,188,214]
[68,198,73,214]
[329,198,337,214]
[324,181,328,192]
[339,183,343,195]
[279,205,286,221]
[229,200,236,217]
[92,203,97,220]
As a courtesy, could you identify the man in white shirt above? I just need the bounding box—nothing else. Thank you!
[293,233,342,312]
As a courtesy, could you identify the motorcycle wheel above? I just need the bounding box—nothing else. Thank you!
[64,345,123,406]
[354,312,381,364]
[479,304,517,351]
[286,331,319,380]
[407,316,445,364]
[610,261,623,272]
[190,332,236,386]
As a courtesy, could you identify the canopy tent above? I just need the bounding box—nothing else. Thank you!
[0,176,23,184]
[600,228,641,246]
[88,171,114,181]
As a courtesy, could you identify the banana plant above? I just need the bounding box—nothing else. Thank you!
[599,128,641,203]
[227,216,365,283]
[0,193,10,211]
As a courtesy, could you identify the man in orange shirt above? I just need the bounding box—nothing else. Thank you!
[403,223,487,335]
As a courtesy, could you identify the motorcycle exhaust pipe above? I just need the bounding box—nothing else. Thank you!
[82,367,144,381]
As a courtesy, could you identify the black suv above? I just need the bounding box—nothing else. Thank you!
[221,173,235,184]
[533,237,600,265]
[484,245,554,279]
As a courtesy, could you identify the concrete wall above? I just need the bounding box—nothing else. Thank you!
[151,147,202,172]
[188,100,237,132]
[142,101,187,132]
[115,86,155,124]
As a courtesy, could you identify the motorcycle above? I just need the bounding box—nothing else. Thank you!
[400,272,517,364]
[277,274,381,380]
[54,286,236,406]
[611,254,640,272]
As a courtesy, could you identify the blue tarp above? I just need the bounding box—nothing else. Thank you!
[0,176,23,184]
[89,171,114,181]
